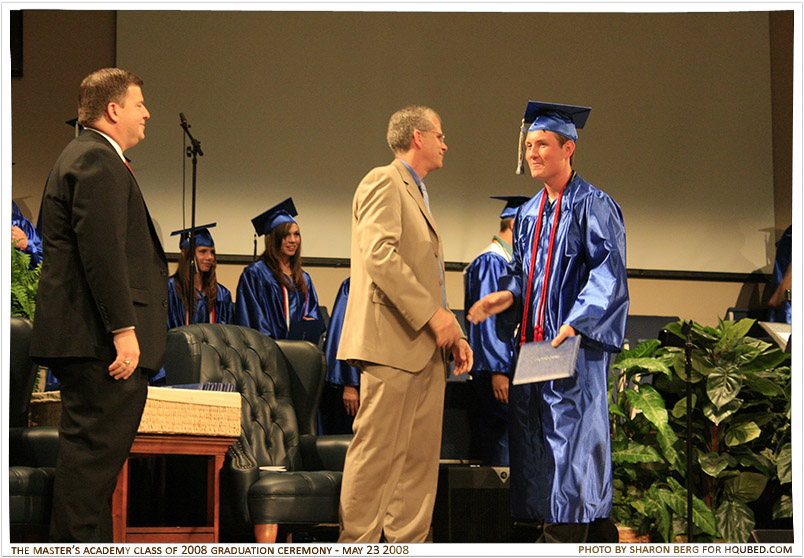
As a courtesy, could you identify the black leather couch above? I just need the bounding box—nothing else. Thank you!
[9,316,59,542]
[164,323,351,542]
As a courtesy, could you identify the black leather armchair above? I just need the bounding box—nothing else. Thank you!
[164,323,351,542]
[9,316,59,542]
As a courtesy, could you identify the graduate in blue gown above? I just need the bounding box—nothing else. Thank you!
[12,201,43,268]
[151,223,233,384]
[167,223,233,328]
[234,197,322,340]
[767,225,792,323]
[320,277,362,434]
[468,101,629,543]
[462,195,529,466]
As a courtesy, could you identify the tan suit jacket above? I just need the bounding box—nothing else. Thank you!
[337,159,458,372]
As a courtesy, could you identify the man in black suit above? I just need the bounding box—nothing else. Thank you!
[30,68,168,542]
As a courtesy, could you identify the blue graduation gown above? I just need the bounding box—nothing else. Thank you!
[324,277,361,387]
[234,260,321,339]
[498,173,629,523]
[319,277,361,435]
[150,278,233,384]
[12,201,42,268]
[769,225,791,323]
[166,277,233,328]
[463,238,516,466]
[464,238,517,375]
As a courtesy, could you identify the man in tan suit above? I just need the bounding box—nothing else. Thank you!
[337,106,473,543]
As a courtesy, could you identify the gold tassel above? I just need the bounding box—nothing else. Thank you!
[516,119,525,175]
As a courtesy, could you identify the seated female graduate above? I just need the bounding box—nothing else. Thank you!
[234,197,323,340]
[320,277,361,434]
[150,223,233,386]
[167,223,234,328]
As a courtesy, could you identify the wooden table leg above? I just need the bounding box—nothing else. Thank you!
[112,460,130,543]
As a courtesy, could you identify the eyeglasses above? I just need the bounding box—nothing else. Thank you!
[421,130,446,143]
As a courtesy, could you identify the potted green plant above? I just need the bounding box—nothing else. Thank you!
[609,318,791,543]
[11,242,41,321]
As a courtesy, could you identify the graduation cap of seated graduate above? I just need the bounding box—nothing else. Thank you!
[170,223,217,251]
[490,195,531,219]
[251,197,298,237]
[250,197,299,261]
[516,101,591,174]
[66,118,83,137]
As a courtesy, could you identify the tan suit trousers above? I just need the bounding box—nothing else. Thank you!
[338,350,446,543]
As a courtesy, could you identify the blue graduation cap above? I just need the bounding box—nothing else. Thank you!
[251,197,298,237]
[490,195,530,219]
[517,100,591,174]
[170,222,216,250]
[66,118,84,137]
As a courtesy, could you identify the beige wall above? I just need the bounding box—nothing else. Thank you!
[13,10,790,331]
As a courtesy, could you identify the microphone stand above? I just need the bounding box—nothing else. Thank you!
[179,113,204,325]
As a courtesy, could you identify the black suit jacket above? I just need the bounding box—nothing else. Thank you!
[31,130,168,372]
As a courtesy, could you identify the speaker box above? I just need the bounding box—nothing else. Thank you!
[432,465,512,542]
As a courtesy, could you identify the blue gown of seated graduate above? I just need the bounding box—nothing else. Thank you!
[768,225,792,324]
[324,277,361,388]
[463,238,516,466]
[166,277,233,329]
[149,278,233,384]
[320,277,361,434]
[12,201,42,268]
[498,173,629,523]
[234,259,322,339]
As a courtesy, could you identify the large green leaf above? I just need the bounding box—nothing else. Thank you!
[723,420,761,447]
[777,443,792,484]
[715,318,756,355]
[670,394,697,419]
[648,486,674,542]
[716,498,755,542]
[740,348,789,373]
[615,357,672,377]
[625,385,680,468]
[722,472,768,503]
[707,365,743,409]
[742,370,787,397]
[699,452,735,477]
[615,339,662,362]
[662,478,719,536]
[702,398,743,426]
[732,450,775,477]
[612,440,664,464]
[773,494,793,520]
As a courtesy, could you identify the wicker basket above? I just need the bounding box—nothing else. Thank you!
[29,387,241,437]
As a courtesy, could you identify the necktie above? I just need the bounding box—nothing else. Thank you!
[124,160,135,177]
[419,182,430,212]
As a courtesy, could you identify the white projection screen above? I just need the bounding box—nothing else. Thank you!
[116,10,778,274]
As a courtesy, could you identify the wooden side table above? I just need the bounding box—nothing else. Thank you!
[112,434,236,543]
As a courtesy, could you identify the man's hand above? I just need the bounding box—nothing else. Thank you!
[428,307,463,348]
[109,329,141,380]
[343,385,360,416]
[551,324,576,348]
[491,373,509,404]
[451,338,473,376]
[11,225,28,251]
[467,291,515,324]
